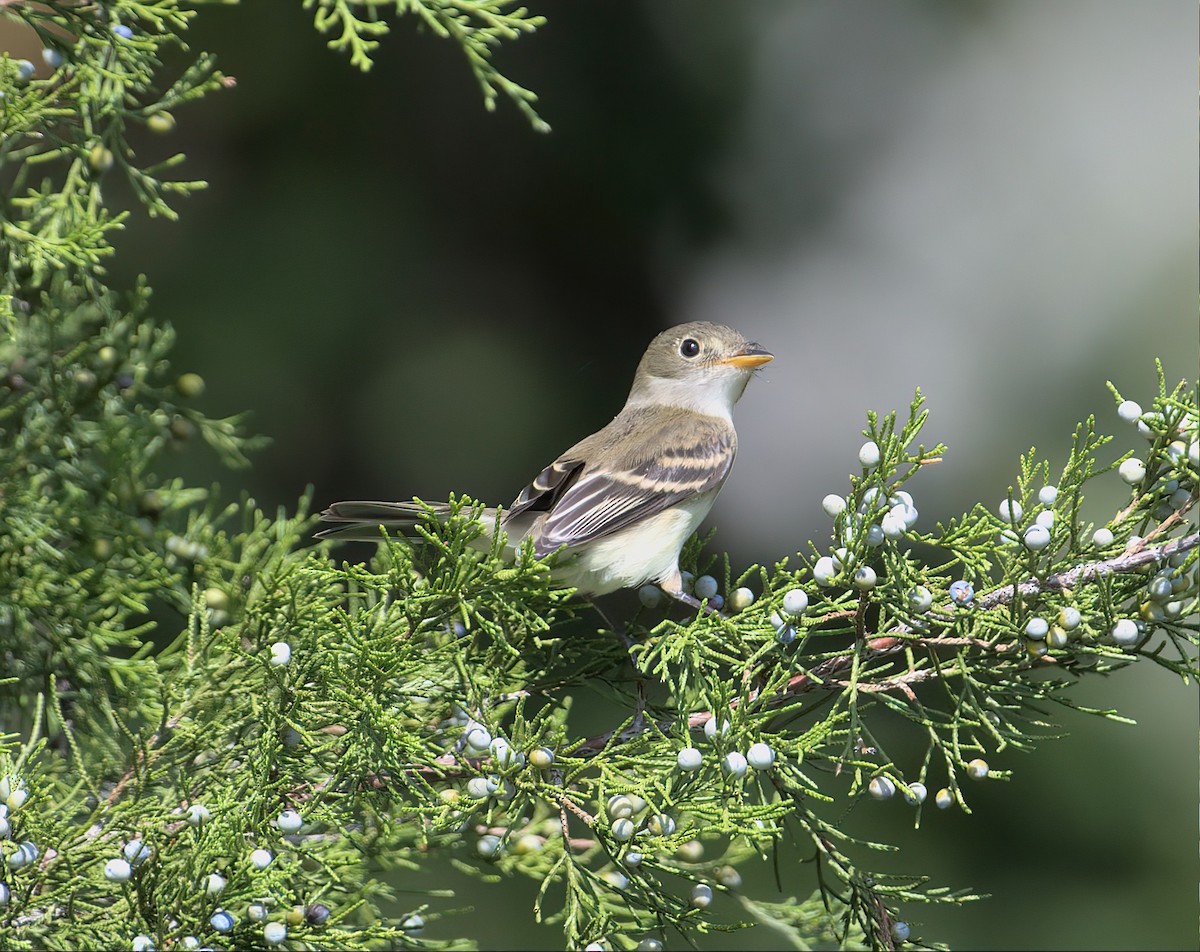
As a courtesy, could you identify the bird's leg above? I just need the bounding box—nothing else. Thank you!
[660,570,725,618]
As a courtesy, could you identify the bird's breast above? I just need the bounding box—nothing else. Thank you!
[553,491,721,596]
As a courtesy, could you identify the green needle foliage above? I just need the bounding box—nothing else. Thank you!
[306,0,548,128]
[0,4,1196,951]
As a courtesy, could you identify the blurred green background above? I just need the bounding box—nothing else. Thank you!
[7,1,1198,948]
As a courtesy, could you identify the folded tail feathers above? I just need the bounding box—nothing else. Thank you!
[314,500,499,542]
[314,500,443,541]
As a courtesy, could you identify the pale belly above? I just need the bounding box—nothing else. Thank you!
[551,493,718,596]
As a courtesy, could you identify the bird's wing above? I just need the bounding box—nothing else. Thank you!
[516,410,736,557]
[505,456,588,522]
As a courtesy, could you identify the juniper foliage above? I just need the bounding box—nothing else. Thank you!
[0,4,1196,951]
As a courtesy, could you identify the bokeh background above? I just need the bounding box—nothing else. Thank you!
[9,1,1199,948]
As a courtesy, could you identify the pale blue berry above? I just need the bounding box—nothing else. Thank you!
[865,525,885,547]
[1092,527,1114,547]
[123,840,151,866]
[868,777,895,800]
[690,883,714,908]
[1118,458,1146,485]
[250,848,272,870]
[15,60,35,82]
[713,865,742,888]
[638,584,663,608]
[892,920,911,943]
[185,804,210,826]
[466,777,491,798]
[853,566,877,590]
[132,937,155,952]
[1023,524,1051,550]
[966,758,989,780]
[489,737,524,768]
[606,794,634,819]
[1046,626,1069,649]
[263,922,287,945]
[277,808,302,833]
[1147,576,1173,602]
[813,556,837,586]
[462,724,491,753]
[269,641,291,666]
[907,586,933,612]
[703,715,730,740]
[636,938,664,952]
[746,742,775,770]
[42,48,63,69]
[104,858,132,882]
[693,575,719,600]
[728,587,756,612]
[204,872,226,896]
[529,746,555,769]
[1035,510,1054,528]
[113,25,134,39]
[1116,400,1142,423]
[902,782,927,805]
[677,747,703,771]
[997,499,1022,522]
[1110,619,1139,645]
[399,913,425,934]
[248,903,268,922]
[1038,485,1058,506]
[210,911,235,933]
[859,441,881,469]
[611,818,635,842]
[880,508,907,538]
[822,494,847,517]
[934,788,953,809]
[1024,617,1048,639]
[949,580,974,605]
[721,752,748,778]
[0,779,26,811]
[477,833,502,857]
[781,588,809,616]
[860,487,884,512]
[646,813,676,836]
[8,841,37,869]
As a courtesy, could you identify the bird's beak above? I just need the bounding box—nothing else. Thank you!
[720,344,773,369]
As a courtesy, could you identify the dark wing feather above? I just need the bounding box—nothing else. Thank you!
[505,457,587,521]
[527,409,736,557]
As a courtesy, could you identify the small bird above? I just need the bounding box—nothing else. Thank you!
[317,321,772,609]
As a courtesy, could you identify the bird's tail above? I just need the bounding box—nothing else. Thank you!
[314,500,457,543]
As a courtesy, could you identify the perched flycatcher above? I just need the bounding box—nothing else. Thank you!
[317,321,772,609]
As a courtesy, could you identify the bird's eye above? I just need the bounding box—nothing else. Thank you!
[679,338,701,358]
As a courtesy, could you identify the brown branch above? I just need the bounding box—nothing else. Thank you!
[969,529,1197,615]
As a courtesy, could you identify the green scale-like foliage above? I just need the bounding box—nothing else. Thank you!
[0,3,1196,951]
